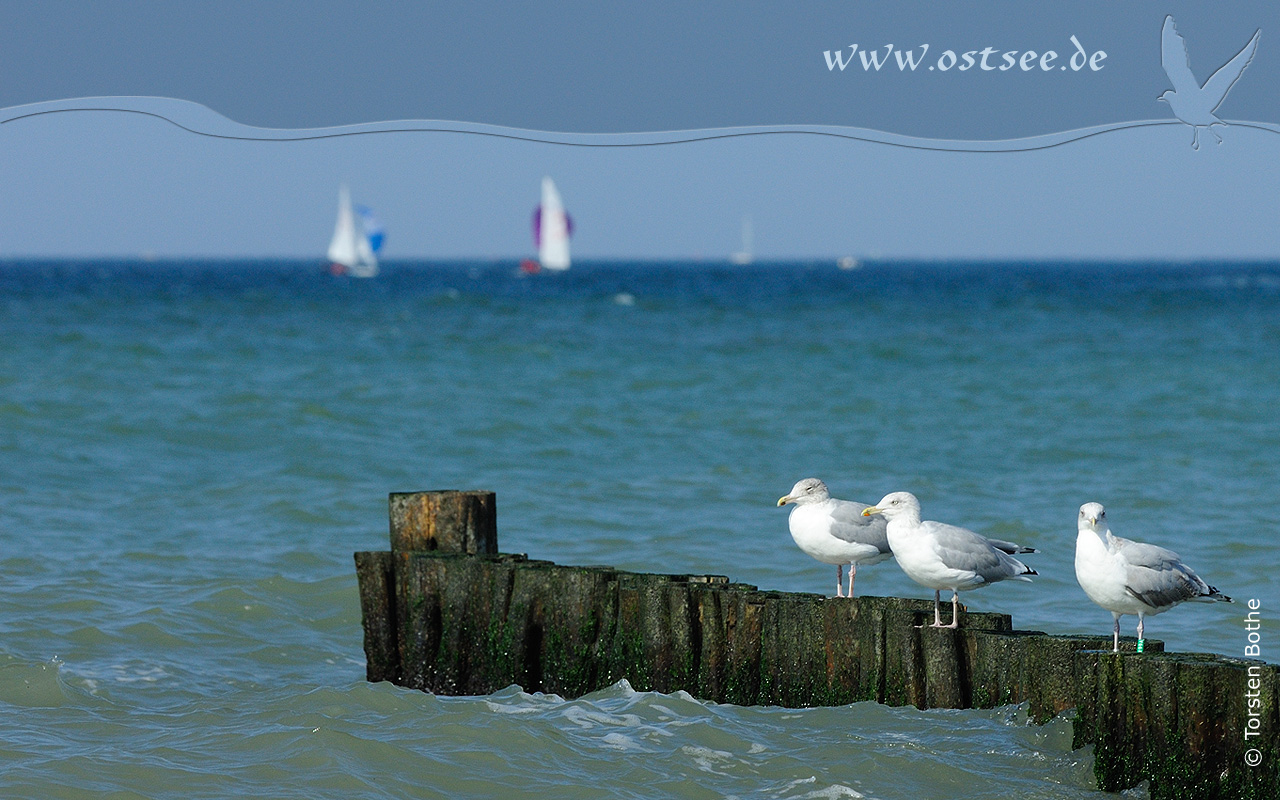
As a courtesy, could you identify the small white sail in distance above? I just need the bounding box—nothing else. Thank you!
[730,215,753,265]
[534,177,572,271]
[327,184,378,278]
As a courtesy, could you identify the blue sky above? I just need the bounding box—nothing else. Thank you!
[1,2,1278,260]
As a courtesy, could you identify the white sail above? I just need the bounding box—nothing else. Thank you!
[537,177,571,271]
[730,215,753,265]
[327,185,378,278]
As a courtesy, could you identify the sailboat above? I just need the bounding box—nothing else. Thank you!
[529,177,572,272]
[327,185,380,278]
[730,215,753,265]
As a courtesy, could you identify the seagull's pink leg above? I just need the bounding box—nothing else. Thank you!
[835,564,844,598]
[945,591,961,629]
[847,563,857,598]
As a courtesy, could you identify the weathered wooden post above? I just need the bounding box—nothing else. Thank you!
[353,549,399,682]
[388,490,497,554]
[355,490,500,685]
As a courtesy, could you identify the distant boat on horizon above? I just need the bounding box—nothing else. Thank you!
[730,215,753,265]
[327,185,381,278]
[526,177,572,273]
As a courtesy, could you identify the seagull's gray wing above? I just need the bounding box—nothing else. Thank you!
[922,521,1031,580]
[1110,534,1183,569]
[829,498,872,523]
[1161,16,1200,94]
[1112,536,1211,609]
[1202,29,1260,112]
[827,499,891,552]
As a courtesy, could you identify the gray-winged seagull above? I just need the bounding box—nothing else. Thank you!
[777,478,892,597]
[1075,502,1232,652]
[862,491,1036,628]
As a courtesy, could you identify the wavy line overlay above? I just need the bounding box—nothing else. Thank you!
[4,96,1280,152]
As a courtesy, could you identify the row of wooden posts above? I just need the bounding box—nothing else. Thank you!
[354,491,1277,800]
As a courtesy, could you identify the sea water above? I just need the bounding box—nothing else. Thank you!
[1,260,1276,798]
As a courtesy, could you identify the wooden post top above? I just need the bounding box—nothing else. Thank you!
[389,490,497,554]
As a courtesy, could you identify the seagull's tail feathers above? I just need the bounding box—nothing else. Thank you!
[1007,563,1037,582]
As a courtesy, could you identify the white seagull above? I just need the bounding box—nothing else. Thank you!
[777,478,891,597]
[1075,502,1232,652]
[1159,15,1260,150]
[862,491,1036,628]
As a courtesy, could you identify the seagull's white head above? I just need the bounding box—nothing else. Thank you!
[861,491,920,521]
[777,477,830,507]
[1078,502,1107,532]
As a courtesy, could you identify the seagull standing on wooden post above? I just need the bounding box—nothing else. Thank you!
[1075,502,1232,652]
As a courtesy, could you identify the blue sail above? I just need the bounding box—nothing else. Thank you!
[355,205,385,254]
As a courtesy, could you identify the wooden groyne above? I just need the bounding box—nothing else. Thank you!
[355,491,1277,800]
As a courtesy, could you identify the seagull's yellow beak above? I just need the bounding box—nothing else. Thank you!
[862,506,882,517]
[1088,516,1098,525]
[777,495,793,507]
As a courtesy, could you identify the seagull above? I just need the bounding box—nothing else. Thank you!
[1159,15,1260,150]
[776,478,891,597]
[1075,502,1232,652]
[862,492,1036,628]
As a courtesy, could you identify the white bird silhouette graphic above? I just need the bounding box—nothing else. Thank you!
[1159,15,1260,149]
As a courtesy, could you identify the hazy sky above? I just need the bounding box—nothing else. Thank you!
[1,2,1278,260]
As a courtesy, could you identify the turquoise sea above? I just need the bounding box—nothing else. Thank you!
[1,260,1277,798]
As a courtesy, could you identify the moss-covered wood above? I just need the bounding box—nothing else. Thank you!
[353,550,399,684]
[355,548,1275,799]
